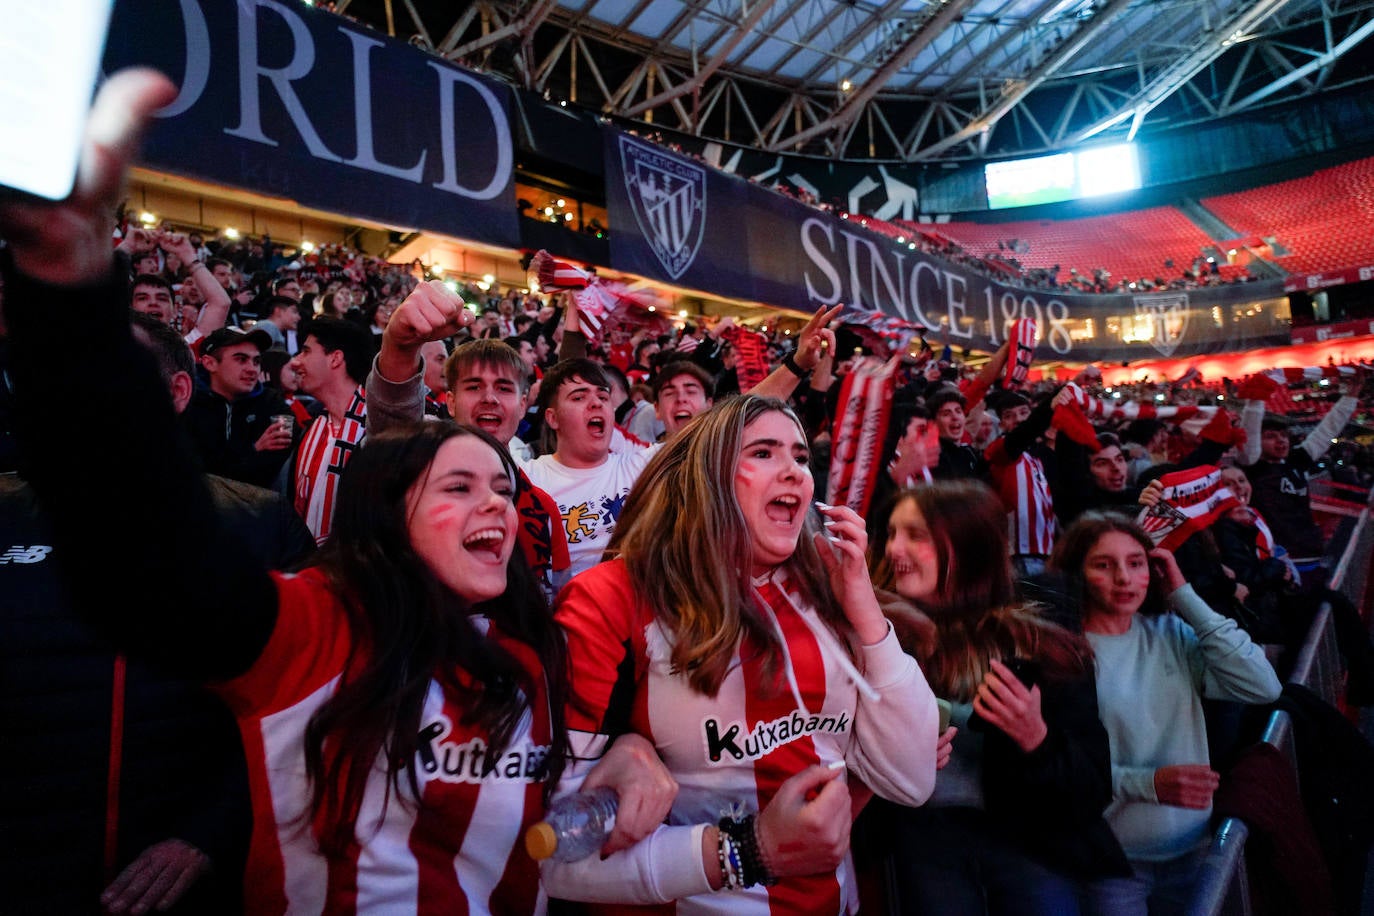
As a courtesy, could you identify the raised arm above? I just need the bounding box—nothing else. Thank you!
[160,230,231,338]
[750,303,841,401]
[556,293,589,362]
[985,392,1056,466]
[0,70,274,681]
[813,504,938,806]
[1151,550,1281,704]
[1238,398,1266,466]
[365,280,473,437]
[959,336,1011,413]
[1299,371,1363,461]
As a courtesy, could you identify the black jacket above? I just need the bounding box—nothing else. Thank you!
[1244,454,1327,560]
[183,380,293,488]
[0,249,313,912]
[934,437,988,481]
[981,669,1132,879]
[0,474,251,913]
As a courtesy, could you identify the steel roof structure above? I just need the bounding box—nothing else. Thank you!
[335,0,1374,162]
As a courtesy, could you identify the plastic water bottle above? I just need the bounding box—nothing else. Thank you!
[524,786,619,862]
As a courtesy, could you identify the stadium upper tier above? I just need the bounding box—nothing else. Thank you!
[836,155,1374,289]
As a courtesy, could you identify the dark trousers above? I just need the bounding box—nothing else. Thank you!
[883,805,1083,916]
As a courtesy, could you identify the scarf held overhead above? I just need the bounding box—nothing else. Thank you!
[527,249,668,346]
[828,356,897,518]
[1137,465,1240,551]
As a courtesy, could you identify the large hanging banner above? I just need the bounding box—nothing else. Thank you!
[789,213,1291,363]
[105,0,520,248]
[604,131,756,300]
[603,126,1290,363]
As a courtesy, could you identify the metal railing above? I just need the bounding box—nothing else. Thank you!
[1187,505,1372,916]
[1186,819,1251,916]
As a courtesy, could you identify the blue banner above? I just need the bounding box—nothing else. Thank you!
[605,131,755,300]
[787,208,1290,362]
[603,128,1289,363]
[105,0,520,247]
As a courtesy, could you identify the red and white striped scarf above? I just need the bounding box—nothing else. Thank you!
[528,249,666,346]
[723,325,771,392]
[529,250,591,291]
[293,386,367,545]
[828,356,898,518]
[1260,364,1364,384]
[839,305,924,356]
[1004,318,1037,388]
[1251,508,1277,560]
[1136,465,1239,551]
[1060,382,1218,437]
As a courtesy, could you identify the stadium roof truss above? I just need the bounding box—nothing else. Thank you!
[341,0,1374,161]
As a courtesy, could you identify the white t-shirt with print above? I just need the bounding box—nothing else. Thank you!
[522,446,657,590]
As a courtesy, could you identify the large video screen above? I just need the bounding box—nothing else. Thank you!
[985,144,1140,210]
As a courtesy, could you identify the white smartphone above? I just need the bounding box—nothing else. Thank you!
[0,0,116,201]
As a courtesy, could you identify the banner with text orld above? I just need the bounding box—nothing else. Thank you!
[106,0,519,247]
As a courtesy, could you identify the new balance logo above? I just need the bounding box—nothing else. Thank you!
[0,545,52,565]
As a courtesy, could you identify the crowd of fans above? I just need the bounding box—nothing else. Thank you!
[4,67,1374,916]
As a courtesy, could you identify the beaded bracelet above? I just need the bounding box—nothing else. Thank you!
[719,829,741,889]
[718,814,777,887]
[737,814,777,887]
[751,815,779,883]
[716,828,741,891]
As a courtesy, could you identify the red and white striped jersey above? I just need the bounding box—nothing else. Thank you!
[215,568,552,916]
[989,448,1057,557]
[293,386,366,545]
[545,560,938,914]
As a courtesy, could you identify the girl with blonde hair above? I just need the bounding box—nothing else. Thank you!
[543,395,940,913]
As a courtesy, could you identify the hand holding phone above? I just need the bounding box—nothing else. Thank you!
[0,0,117,203]
[1001,656,1041,688]
[0,69,178,286]
[966,657,1047,752]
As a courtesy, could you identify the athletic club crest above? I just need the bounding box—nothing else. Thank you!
[1133,293,1190,357]
[619,136,706,280]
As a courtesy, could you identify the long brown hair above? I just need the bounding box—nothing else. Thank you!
[875,480,1091,701]
[605,396,846,696]
[305,423,569,855]
[1050,511,1167,619]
